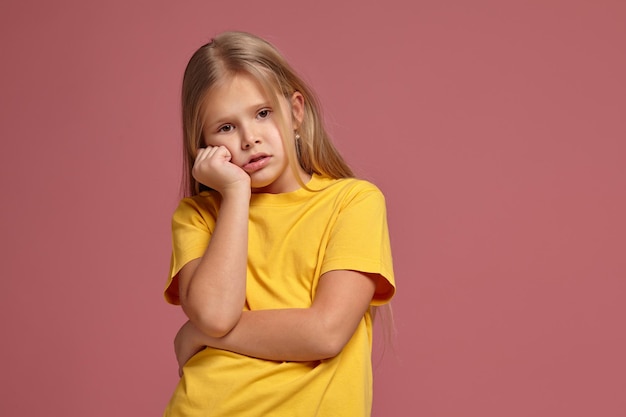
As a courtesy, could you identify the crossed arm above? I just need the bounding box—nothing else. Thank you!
[175,196,382,371]
[176,266,378,370]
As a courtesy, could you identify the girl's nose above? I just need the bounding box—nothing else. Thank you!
[242,131,260,149]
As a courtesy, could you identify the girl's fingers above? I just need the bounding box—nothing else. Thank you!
[213,145,231,160]
[194,147,208,163]
[206,146,219,158]
[194,146,232,177]
[196,146,221,162]
[200,146,231,162]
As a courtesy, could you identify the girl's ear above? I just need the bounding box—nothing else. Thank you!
[290,91,305,129]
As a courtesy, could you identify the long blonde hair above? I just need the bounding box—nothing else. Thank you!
[180,32,394,341]
[180,31,353,196]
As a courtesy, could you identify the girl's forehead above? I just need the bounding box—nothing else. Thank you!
[200,75,292,128]
[203,73,283,111]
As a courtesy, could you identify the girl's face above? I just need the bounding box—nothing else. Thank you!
[201,73,306,194]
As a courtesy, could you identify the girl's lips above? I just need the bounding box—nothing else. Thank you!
[242,155,271,172]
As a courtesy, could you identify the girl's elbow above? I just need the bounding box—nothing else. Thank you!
[316,332,349,359]
[201,316,239,338]
[311,312,355,359]
[185,307,241,338]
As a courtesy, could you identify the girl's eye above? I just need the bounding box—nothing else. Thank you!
[257,109,271,119]
[218,124,234,133]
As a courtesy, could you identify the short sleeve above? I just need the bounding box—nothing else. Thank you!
[321,183,395,305]
[164,195,218,304]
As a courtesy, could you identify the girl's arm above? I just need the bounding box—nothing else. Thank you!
[175,269,379,367]
[178,146,251,338]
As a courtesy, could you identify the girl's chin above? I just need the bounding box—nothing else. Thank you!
[250,177,278,193]
[251,177,300,194]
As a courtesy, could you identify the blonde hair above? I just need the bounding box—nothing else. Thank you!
[180,31,353,196]
[180,32,394,343]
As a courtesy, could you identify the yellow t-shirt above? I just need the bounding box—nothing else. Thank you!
[164,174,395,417]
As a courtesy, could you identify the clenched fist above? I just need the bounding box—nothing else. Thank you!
[192,146,251,195]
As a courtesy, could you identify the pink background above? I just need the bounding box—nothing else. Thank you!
[1,1,625,416]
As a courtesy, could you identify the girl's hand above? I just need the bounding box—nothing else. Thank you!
[174,320,206,377]
[192,146,250,195]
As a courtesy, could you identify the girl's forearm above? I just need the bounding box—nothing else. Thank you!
[182,191,250,337]
[180,270,376,363]
[191,308,340,361]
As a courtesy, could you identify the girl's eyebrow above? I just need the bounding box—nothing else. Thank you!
[206,102,272,127]
[249,101,272,111]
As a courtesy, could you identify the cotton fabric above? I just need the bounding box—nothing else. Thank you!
[164,174,395,416]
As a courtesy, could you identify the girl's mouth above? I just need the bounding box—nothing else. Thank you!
[243,155,270,171]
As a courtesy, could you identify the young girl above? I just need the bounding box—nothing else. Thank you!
[163,31,396,417]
